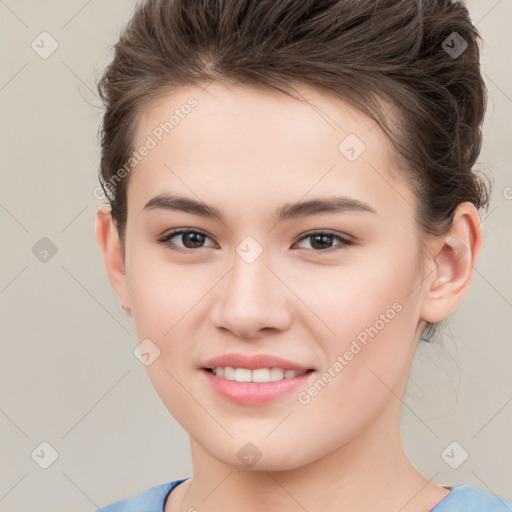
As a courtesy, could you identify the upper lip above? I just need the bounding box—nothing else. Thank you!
[203,353,314,371]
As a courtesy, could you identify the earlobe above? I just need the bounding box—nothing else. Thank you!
[95,204,133,317]
[421,202,483,323]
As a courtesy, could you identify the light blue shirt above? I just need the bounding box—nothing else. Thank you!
[96,478,512,511]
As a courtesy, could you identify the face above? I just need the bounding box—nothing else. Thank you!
[116,82,431,470]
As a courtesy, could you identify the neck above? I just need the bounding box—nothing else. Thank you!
[169,398,449,512]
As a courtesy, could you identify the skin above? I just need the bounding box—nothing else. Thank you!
[96,82,483,512]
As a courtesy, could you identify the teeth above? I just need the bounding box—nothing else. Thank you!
[269,368,284,381]
[211,367,307,383]
[253,368,270,382]
[234,368,252,382]
[224,367,235,380]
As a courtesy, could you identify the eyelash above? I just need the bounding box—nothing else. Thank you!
[157,229,354,255]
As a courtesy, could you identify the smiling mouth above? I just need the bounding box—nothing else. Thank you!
[204,367,315,383]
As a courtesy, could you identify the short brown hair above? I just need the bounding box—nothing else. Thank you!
[97,0,490,339]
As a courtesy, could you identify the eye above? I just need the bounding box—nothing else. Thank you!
[158,229,216,254]
[294,231,354,253]
[158,228,354,254]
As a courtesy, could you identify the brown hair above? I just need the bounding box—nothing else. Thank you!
[96,0,490,339]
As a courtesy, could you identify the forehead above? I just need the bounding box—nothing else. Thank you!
[127,81,415,221]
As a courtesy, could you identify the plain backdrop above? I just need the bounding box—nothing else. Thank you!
[0,0,511,510]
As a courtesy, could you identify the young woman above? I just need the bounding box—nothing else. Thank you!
[94,0,511,510]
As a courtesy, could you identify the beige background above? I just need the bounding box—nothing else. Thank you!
[0,0,511,510]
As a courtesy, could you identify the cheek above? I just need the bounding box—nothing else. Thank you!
[298,243,419,346]
[125,242,201,336]
[124,247,205,420]
[120,233,422,468]
[126,231,421,364]
[301,244,421,404]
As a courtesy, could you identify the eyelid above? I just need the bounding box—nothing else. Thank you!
[293,230,354,252]
[158,228,355,253]
[294,229,354,244]
[158,228,217,251]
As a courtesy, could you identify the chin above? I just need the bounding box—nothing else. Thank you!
[210,441,315,473]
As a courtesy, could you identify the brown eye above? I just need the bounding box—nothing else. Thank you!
[159,229,215,253]
[295,231,354,253]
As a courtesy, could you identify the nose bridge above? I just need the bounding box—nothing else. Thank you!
[210,239,290,337]
[228,243,276,310]
[232,241,271,294]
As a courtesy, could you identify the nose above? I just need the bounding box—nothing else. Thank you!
[209,249,292,340]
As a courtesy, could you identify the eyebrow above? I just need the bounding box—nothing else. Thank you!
[143,193,377,222]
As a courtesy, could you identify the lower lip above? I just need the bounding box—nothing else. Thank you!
[201,369,316,405]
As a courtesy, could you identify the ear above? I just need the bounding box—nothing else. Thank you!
[95,204,133,317]
[420,202,483,323]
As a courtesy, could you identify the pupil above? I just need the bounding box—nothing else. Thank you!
[312,234,332,250]
[184,232,204,248]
